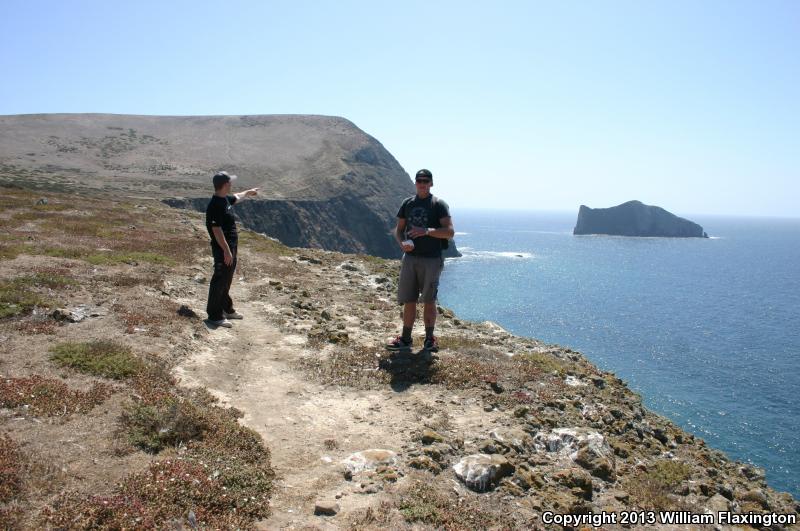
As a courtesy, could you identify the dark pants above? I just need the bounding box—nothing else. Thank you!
[206,243,237,321]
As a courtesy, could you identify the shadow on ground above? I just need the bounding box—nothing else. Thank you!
[380,350,436,392]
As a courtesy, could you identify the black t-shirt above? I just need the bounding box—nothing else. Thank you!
[206,195,238,246]
[397,194,450,258]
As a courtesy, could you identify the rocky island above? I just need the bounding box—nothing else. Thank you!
[574,200,709,238]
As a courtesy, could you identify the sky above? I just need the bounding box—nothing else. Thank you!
[1,0,798,217]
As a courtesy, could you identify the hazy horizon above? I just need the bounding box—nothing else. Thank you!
[1,1,798,217]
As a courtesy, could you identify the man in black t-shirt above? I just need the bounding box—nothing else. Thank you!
[205,171,259,328]
[386,169,454,353]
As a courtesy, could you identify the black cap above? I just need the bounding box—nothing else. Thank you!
[415,169,433,180]
[212,171,237,189]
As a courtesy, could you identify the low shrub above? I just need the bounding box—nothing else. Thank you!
[627,459,694,510]
[397,478,502,528]
[0,435,24,503]
[0,279,51,318]
[50,340,144,380]
[0,375,112,417]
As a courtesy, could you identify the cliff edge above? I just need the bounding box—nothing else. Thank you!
[0,187,795,529]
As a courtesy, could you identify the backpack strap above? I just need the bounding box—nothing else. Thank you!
[430,195,450,250]
[401,196,414,220]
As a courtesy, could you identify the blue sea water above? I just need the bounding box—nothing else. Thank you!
[438,209,800,497]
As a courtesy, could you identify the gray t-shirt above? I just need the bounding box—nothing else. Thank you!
[397,195,450,258]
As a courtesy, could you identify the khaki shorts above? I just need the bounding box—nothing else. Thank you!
[398,254,444,304]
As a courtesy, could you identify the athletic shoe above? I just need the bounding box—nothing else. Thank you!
[423,336,439,352]
[224,311,244,319]
[385,335,412,353]
[208,318,233,328]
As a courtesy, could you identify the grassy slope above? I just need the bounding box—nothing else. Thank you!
[0,187,274,529]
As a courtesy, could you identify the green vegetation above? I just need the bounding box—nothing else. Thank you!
[0,278,51,318]
[12,272,76,289]
[49,386,275,528]
[0,272,75,317]
[50,340,144,380]
[39,246,176,266]
[515,351,568,378]
[120,399,207,453]
[0,188,204,267]
[85,250,175,266]
[0,244,26,260]
[649,460,693,487]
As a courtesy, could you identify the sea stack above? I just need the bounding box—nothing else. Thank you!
[573,200,708,238]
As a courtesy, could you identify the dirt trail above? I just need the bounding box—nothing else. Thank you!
[173,281,442,529]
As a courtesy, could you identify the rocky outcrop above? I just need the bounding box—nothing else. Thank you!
[574,200,708,238]
[0,113,459,258]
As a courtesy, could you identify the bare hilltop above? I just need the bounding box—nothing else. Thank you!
[0,113,447,257]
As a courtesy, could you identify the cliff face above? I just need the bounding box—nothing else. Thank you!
[574,200,708,238]
[164,195,404,257]
[0,113,458,257]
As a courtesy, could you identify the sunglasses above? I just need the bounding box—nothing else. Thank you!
[415,179,431,184]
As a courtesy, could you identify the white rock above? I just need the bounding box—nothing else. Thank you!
[341,449,397,474]
[453,453,514,492]
[565,375,587,387]
[536,427,610,460]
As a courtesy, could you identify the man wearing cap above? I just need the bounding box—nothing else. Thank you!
[205,171,259,328]
[386,169,454,353]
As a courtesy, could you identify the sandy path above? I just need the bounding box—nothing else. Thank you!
[173,282,438,529]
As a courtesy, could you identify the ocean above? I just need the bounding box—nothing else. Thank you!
[438,209,800,497]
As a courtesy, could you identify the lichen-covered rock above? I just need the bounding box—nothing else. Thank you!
[421,429,445,445]
[553,467,594,500]
[453,453,515,492]
[575,446,616,481]
[408,455,442,474]
[490,427,534,453]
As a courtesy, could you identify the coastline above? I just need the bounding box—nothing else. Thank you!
[1,188,797,528]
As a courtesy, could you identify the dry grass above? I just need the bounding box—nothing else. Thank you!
[48,387,275,528]
[0,435,25,529]
[0,187,205,268]
[297,345,390,388]
[395,476,505,529]
[13,319,58,335]
[238,230,293,256]
[0,435,24,503]
[626,459,694,510]
[430,354,499,390]
[113,298,186,336]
